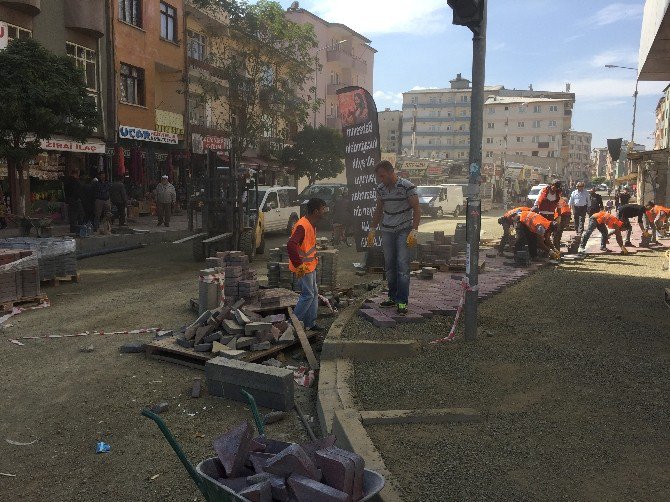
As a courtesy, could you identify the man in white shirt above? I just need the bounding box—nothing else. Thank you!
[568,181,591,235]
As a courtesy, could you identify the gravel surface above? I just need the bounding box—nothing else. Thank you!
[350,250,670,501]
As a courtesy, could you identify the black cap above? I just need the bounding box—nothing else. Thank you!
[552,179,561,187]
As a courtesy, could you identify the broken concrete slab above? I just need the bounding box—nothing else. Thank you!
[249,452,275,473]
[287,474,349,502]
[223,319,245,336]
[226,336,238,350]
[245,322,272,337]
[176,336,194,348]
[212,341,226,354]
[234,309,251,325]
[265,444,321,480]
[194,343,213,352]
[236,336,256,349]
[218,349,247,359]
[203,330,222,343]
[212,421,254,477]
[278,325,295,342]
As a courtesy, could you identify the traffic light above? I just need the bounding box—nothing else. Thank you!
[447,0,484,30]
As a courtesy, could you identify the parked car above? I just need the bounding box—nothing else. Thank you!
[526,183,548,207]
[417,185,464,218]
[256,186,300,234]
[298,183,348,229]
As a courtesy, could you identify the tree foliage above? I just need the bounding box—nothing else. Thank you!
[191,0,319,162]
[282,125,344,185]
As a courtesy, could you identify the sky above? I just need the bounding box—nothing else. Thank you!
[276,0,666,150]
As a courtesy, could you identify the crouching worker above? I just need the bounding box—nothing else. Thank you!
[497,206,530,255]
[288,198,327,332]
[578,211,628,254]
[553,197,571,250]
[514,210,560,260]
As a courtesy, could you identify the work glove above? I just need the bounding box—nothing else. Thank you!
[366,229,376,247]
[294,263,310,279]
[642,230,651,239]
[549,249,560,260]
[406,229,418,248]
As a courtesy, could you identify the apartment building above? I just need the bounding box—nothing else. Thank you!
[285,1,375,130]
[605,140,645,181]
[565,131,592,182]
[592,147,609,178]
[378,109,402,154]
[654,84,670,150]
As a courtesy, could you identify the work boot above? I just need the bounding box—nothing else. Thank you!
[396,303,408,315]
[380,299,396,308]
[600,247,612,252]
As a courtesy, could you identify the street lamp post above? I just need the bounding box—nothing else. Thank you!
[313,40,347,128]
[604,64,639,147]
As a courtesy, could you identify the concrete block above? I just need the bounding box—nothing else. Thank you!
[265,444,321,480]
[206,357,294,411]
[194,343,213,352]
[236,336,256,349]
[245,322,272,337]
[251,342,271,351]
[203,331,222,343]
[212,421,254,477]
[287,474,349,502]
[314,447,355,495]
[249,452,275,473]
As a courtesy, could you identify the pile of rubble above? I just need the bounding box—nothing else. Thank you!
[267,245,338,292]
[208,421,366,501]
[176,300,297,359]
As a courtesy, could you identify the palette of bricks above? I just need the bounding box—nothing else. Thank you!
[203,420,367,501]
[0,237,77,282]
[267,240,338,292]
[0,249,42,308]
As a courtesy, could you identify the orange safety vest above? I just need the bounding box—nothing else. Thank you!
[594,211,623,229]
[503,206,531,219]
[555,198,570,217]
[288,216,318,273]
[519,210,551,235]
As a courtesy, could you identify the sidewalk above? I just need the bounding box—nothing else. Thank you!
[330,237,670,501]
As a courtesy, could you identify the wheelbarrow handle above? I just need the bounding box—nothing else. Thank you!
[141,409,209,500]
[240,389,265,437]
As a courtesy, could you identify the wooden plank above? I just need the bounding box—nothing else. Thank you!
[288,307,319,370]
[1,295,48,313]
[172,232,208,244]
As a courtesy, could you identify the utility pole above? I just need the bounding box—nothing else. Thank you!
[447,0,486,341]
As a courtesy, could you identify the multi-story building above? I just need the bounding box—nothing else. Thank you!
[592,147,609,178]
[108,0,187,183]
[285,1,375,130]
[654,84,670,150]
[378,109,402,154]
[605,140,645,181]
[565,131,592,182]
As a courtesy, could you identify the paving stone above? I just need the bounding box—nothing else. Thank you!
[223,319,245,335]
[245,322,273,337]
[372,316,396,328]
[192,377,202,398]
[249,452,275,473]
[238,480,272,502]
[194,342,213,352]
[287,474,349,502]
[390,313,424,323]
[333,448,364,501]
[203,330,222,343]
[234,309,251,325]
[265,444,321,480]
[278,326,295,342]
[251,341,271,351]
[314,447,355,495]
[212,421,254,477]
[254,437,293,454]
[263,314,286,323]
[212,341,227,354]
[226,336,238,350]
[358,308,378,321]
[219,349,247,359]
[176,336,194,348]
[119,342,145,353]
[261,358,283,368]
[236,336,256,349]
[300,435,337,463]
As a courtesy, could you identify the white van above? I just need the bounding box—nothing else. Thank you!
[257,186,301,234]
[526,184,548,207]
[417,185,464,218]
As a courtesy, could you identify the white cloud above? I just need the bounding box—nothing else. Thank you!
[410,86,439,91]
[588,3,643,26]
[373,90,403,107]
[590,49,639,68]
[535,78,666,101]
[304,0,449,36]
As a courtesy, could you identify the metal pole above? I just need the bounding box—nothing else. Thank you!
[464,0,487,341]
[631,78,638,145]
[313,54,318,128]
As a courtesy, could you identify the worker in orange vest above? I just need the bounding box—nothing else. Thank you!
[553,197,571,249]
[497,206,530,255]
[514,210,560,260]
[287,198,328,331]
[578,211,628,254]
[531,179,563,222]
[645,200,670,239]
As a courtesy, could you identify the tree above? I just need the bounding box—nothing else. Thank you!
[591,176,607,185]
[282,125,344,185]
[0,39,98,215]
[191,0,319,164]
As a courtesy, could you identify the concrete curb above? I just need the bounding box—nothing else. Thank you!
[76,229,191,257]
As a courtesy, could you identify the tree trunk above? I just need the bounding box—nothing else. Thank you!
[7,157,21,216]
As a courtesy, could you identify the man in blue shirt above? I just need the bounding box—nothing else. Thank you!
[568,181,591,235]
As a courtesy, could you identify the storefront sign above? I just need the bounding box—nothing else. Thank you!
[402,160,428,171]
[191,133,229,154]
[155,110,184,135]
[426,165,442,176]
[119,126,178,145]
[0,22,8,51]
[40,138,106,154]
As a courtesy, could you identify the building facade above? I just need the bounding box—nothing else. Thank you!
[605,140,646,181]
[285,1,375,131]
[564,131,592,182]
[654,84,670,150]
[378,109,402,154]
[592,147,609,178]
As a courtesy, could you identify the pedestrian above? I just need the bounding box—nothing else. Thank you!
[154,175,176,227]
[619,188,631,207]
[568,181,590,235]
[616,203,650,247]
[110,179,129,226]
[553,197,571,249]
[63,168,84,233]
[0,188,7,230]
[578,211,628,254]
[605,199,614,213]
[366,160,421,315]
[532,179,563,222]
[514,210,560,260]
[497,206,530,255]
[587,187,604,216]
[93,171,111,232]
[288,198,327,332]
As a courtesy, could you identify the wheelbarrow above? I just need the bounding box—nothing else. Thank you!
[141,392,385,501]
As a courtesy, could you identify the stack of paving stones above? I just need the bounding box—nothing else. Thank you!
[0,249,41,305]
[267,246,339,292]
[0,237,77,281]
[207,421,366,501]
[358,253,546,328]
[175,302,297,358]
[416,231,452,268]
[209,251,261,302]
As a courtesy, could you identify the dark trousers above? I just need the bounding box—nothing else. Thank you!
[573,205,588,234]
[580,217,608,249]
[157,202,171,226]
[515,225,538,258]
[113,203,126,226]
[498,220,513,254]
[553,214,570,249]
[67,200,84,233]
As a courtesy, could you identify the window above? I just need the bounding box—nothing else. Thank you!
[532,135,539,143]
[411,96,418,104]
[516,136,523,143]
[517,121,525,128]
[488,108,495,114]
[161,2,177,42]
[550,135,556,142]
[487,122,494,129]
[264,191,279,210]
[6,23,32,42]
[461,110,467,117]
[458,151,465,158]
[447,111,452,117]
[119,0,142,28]
[549,105,558,112]
[533,105,541,113]
[549,120,557,127]
[486,137,493,144]
[66,42,97,92]
[459,125,464,131]
[446,126,451,131]
[531,151,539,156]
[548,151,557,158]
[187,30,206,60]
[120,63,145,106]
[532,120,541,128]
[429,97,437,104]
[460,95,469,103]
[518,106,525,113]
[485,151,494,158]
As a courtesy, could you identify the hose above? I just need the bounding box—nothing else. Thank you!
[294,401,318,442]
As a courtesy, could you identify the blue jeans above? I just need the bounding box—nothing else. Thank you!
[382,229,411,305]
[294,270,318,329]
[580,217,608,249]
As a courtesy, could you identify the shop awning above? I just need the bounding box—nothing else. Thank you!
[40,135,106,154]
[615,172,637,183]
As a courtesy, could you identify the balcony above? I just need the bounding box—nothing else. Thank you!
[326,46,367,72]
[185,0,229,36]
[0,0,40,15]
[64,0,104,38]
[326,82,350,96]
